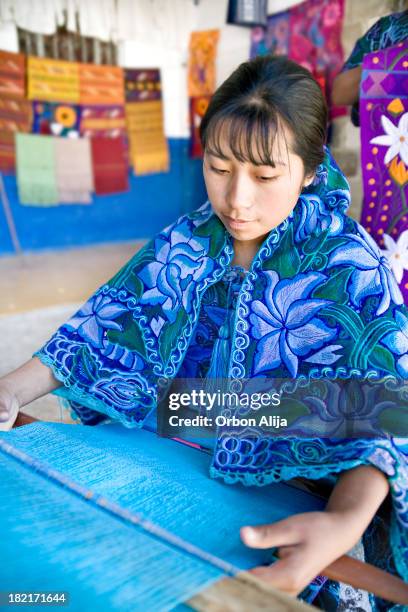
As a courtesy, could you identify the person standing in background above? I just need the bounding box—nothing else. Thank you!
[333,10,408,304]
[332,9,408,126]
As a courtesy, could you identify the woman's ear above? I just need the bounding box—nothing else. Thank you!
[303,174,315,188]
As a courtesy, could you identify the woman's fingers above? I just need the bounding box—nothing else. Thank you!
[248,552,311,596]
[240,518,301,549]
[0,387,20,430]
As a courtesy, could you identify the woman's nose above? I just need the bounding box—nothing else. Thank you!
[226,175,253,212]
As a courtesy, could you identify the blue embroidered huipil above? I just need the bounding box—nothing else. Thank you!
[143,265,247,449]
[34,148,408,611]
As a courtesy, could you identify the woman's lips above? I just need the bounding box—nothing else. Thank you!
[224,215,254,230]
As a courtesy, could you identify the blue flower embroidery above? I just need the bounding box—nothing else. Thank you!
[289,379,396,438]
[295,190,348,242]
[312,162,328,186]
[65,294,128,349]
[138,220,214,323]
[328,226,403,315]
[249,271,335,377]
[382,310,408,377]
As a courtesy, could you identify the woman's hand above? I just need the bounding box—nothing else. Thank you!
[241,466,390,596]
[241,510,361,596]
[0,380,20,430]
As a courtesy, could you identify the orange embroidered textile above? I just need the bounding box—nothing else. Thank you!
[0,50,26,99]
[189,95,211,158]
[80,105,126,138]
[0,130,16,174]
[0,97,32,173]
[79,64,125,106]
[0,98,32,133]
[188,30,220,96]
[125,100,169,176]
[27,56,80,104]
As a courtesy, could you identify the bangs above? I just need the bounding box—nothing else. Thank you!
[202,105,290,167]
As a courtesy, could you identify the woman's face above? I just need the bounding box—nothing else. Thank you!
[203,123,314,246]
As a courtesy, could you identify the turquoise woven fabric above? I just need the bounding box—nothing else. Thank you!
[0,423,324,611]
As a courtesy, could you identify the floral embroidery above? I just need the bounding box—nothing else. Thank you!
[370,112,408,165]
[381,230,408,283]
[382,310,408,376]
[138,219,214,322]
[66,294,128,349]
[250,271,335,376]
[328,226,403,315]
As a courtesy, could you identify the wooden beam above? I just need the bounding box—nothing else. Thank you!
[187,571,314,611]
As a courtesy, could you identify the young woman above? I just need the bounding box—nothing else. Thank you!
[0,56,406,610]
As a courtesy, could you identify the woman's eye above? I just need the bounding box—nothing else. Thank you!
[257,175,278,182]
[210,166,229,175]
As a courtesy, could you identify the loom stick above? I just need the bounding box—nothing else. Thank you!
[323,555,408,606]
[187,572,314,611]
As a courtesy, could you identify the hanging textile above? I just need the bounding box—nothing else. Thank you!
[90,136,128,195]
[227,0,268,27]
[360,41,408,304]
[0,50,31,173]
[0,98,31,132]
[251,9,290,57]
[32,101,81,137]
[124,69,162,102]
[189,95,211,158]
[125,100,169,176]
[124,68,168,175]
[0,130,16,174]
[0,49,25,98]
[188,30,220,97]
[55,137,93,204]
[79,105,126,139]
[79,63,125,106]
[27,56,80,104]
[0,98,32,174]
[16,134,58,206]
[250,0,346,119]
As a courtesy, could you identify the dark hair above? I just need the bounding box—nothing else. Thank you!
[199,55,328,177]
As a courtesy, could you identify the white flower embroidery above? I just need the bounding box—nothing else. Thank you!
[370,113,408,166]
[381,230,408,283]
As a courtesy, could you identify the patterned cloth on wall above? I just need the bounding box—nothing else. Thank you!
[0,98,32,173]
[0,50,25,99]
[251,9,290,56]
[360,41,408,304]
[250,0,346,119]
[125,69,162,102]
[79,63,125,106]
[189,95,211,158]
[32,101,81,138]
[27,57,80,104]
[79,105,126,139]
[0,131,16,174]
[90,137,129,195]
[0,50,31,173]
[16,134,58,206]
[125,100,169,175]
[55,137,94,204]
[188,30,220,97]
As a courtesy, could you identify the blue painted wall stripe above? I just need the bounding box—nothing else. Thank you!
[0,139,207,255]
